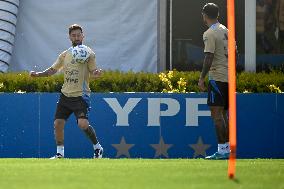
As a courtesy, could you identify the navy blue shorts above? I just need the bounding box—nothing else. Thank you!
[207,80,228,110]
[55,93,91,120]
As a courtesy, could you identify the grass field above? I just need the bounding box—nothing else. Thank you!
[0,159,283,189]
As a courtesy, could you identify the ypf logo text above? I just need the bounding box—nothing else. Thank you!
[104,98,211,127]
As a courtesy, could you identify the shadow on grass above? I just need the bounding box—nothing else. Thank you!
[230,178,240,184]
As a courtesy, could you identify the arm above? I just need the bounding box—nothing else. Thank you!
[200,52,214,79]
[199,30,215,91]
[87,50,103,78]
[30,51,65,77]
[30,67,57,77]
[198,52,214,91]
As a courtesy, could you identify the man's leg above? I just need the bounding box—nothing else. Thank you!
[222,110,229,143]
[222,109,230,154]
[52,119,66,158]
[211,106,227,144]
[77,119,103,158]
[205,106,229,159]
[51,94,72,159]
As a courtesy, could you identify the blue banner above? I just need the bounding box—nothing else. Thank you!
[0,93,283,158]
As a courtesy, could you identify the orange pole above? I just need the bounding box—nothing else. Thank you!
[227,0,237,179]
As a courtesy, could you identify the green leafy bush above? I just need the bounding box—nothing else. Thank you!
[0,71,283,93]
[236,71,284,93]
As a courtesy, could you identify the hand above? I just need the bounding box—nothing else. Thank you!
[92,69,103,78]
[198,78,206,92]
[30,71,39,77]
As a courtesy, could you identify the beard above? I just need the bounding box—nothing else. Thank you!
[72,41,82,47]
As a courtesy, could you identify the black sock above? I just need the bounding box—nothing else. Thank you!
[83,125,98,145]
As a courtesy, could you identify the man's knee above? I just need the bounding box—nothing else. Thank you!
[54,119,65,129]
[211,111,222,120]
[77,119,89,130]
[210,107,224,125]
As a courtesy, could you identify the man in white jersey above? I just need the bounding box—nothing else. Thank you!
[30,24,103,159]
[198,3,230,159]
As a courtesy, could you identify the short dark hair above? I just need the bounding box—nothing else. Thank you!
[202,3,219,19]
[68,24,83,34]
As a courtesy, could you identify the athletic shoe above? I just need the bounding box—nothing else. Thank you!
[94,147,103,158]
[50,153,64,159]
[205,152,230,160]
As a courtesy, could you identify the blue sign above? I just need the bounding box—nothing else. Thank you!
[0,93,283,158]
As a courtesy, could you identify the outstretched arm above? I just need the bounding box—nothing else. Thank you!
[30,67,57,77]
[198,52,214,91]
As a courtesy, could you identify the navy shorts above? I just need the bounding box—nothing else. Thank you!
[207,80,228,110]
[55,93,91,120]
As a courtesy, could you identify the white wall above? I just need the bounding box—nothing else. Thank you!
[245,0,256,72]
[10,0,158,72]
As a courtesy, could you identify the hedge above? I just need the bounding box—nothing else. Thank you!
[0,71,283,93]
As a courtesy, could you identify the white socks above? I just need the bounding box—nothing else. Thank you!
[218,143,230,155]
[225,142,230,152]
[57,143,101,157]
[57,143,102,157]
[93,142,102,150]
[57,145,64,156]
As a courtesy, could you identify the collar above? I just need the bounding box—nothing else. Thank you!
[210,22,219,29]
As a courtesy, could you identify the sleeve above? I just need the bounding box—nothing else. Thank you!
[203,31,216,53]
[51,51,65,70]
[87,51,97,72]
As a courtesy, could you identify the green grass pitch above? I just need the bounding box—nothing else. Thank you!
[0,159,283,189]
